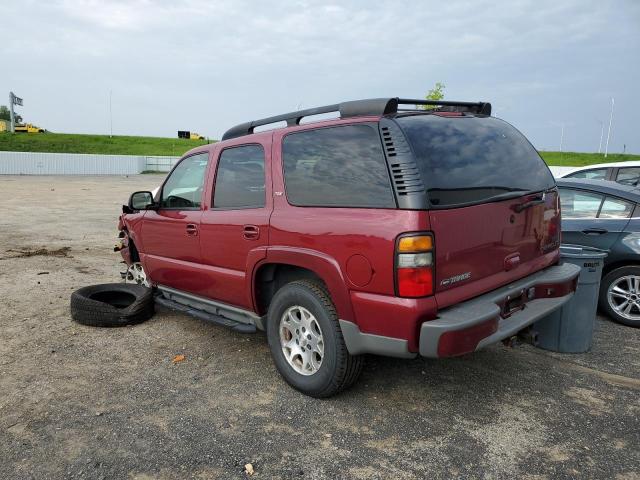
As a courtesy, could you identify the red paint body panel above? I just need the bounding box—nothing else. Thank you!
[430,190,561,309]
[350,291,438,351]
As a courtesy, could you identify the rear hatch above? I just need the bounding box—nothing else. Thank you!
[394,113,559,308]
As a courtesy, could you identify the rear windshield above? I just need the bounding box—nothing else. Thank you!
[395,115,555,207]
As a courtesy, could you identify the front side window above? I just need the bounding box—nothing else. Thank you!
[616,167,640,186]
[559,188,604,218]
[282,124,395,208]
[213,145,265,209]
[161,153,209,209]
[599,197,634,219]
[566,168,607,180]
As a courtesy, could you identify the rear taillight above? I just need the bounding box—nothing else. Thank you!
[396,233,434,298]
[545,191,561,249]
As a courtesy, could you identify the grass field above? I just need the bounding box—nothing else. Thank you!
[538,151,640,167]
[0,132,211,156]
[0,132,638,166]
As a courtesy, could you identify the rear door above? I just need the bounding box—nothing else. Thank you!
[198,141,272,310]
[395,114,559,308]
[141,152,209,293]
[559,187,634,250]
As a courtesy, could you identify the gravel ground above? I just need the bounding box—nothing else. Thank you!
[1,175,639,480]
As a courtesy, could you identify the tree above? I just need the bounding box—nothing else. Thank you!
[419,82,445,110]
[0,105,22,124]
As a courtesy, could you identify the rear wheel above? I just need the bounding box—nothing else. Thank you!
[266,280,364,397]
[599,266,640,327]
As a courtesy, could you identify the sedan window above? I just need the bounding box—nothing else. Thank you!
[599,197,634,219]
[559,188,604,218]
[565,168,607,180]
[616,167,640,186]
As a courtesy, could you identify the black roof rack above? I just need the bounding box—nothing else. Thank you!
[222,97,491,140]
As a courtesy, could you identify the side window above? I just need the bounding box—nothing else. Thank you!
[616,167,640,186]
[161,153,209,209]
[559,188,604,219]
[599,197,634,219]
[282,124,395,208]
[566,168,607,180]
[213,145,265,209]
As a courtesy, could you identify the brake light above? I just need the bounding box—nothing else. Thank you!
[396,234,434,298]
[544,191,561,250]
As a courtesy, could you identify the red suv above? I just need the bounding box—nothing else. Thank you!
[117,97,579,397]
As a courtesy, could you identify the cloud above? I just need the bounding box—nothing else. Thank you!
[1,0,638,152]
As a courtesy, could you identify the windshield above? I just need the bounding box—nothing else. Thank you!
[395,115,555,207]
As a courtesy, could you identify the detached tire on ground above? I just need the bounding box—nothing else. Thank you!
[267,280,364,398]
[70,283,154,327]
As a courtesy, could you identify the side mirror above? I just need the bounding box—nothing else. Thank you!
[128,191,157,210]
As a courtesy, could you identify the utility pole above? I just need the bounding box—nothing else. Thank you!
[9,92,23,133]
[560,123,565,152]
[605,97,614,158]
[598,120,604,154]
[109,90,113,138]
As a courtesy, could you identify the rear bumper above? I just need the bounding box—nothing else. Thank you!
[419,262,580,358]
[340,262,579,359]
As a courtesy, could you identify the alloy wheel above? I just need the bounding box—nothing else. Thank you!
[607,275,640,321]
[279,305,324,376]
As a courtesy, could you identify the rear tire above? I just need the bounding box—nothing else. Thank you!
[266,280,364,397]
[599,266,640,327]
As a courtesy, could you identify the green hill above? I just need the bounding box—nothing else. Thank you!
[0,132,211,156]
[0,132,637,166]
[538,151,639,167]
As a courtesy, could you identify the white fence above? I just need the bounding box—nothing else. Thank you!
[1,151,576,177]
[143,156,180,172]
[0,151,179,175]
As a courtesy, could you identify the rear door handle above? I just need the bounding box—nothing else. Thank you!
[582,228,608,235]
[243,225,260,240]
[186,223,198,236]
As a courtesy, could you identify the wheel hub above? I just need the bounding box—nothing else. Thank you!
[125,262,150,287]
[607,275,640,321]
[279,305,324,376]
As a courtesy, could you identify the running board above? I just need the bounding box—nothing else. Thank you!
[156,285,264,332]
[155,295,257,333]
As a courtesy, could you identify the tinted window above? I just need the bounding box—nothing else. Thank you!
[213,145,265,208]
[161,153,209,208]
[599,197,634,219]
[559,188,603,218]
[616,167,640,186]
[395,115,555,207]
[282,124,395,208]
[566,168,607,180]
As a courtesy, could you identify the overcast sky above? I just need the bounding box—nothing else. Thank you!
[2,0,639,153]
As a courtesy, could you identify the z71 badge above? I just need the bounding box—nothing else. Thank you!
[440,272,471,287]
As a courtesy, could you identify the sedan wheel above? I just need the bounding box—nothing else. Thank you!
[599,266,640,327]
[607,275,640,321]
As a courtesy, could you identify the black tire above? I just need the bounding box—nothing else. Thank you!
[70,283,154,328]
[266,280,364,398]
[599,266,640,327]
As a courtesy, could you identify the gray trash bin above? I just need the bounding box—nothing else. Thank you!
[535,244,608,353]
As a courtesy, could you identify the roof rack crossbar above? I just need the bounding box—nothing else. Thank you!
[222,97,491,140]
